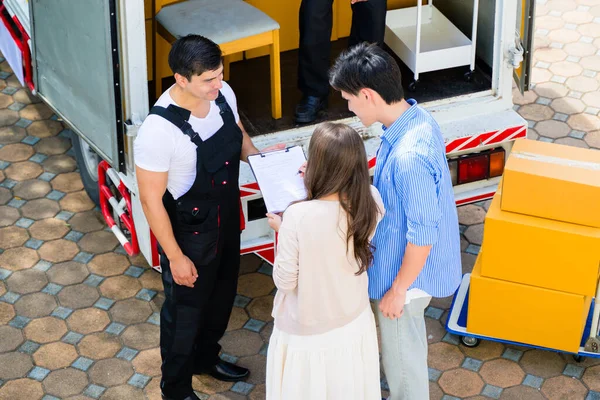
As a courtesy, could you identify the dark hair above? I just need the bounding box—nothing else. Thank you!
[168,34,222,80]
[303,122,379,275]
[329,42,404,104]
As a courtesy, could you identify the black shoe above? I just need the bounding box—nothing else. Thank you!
[161,392,200,400]
[295,95,327,124]
[197,360,249,382]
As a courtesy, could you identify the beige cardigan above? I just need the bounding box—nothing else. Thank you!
[271,187,385,336]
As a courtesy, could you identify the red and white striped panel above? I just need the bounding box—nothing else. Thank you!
[445,125,527,154]
[240,182,261,198]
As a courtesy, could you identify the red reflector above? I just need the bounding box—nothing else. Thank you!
[458,154,489,185]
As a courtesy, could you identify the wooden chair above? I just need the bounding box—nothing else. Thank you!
[153,0,282,119]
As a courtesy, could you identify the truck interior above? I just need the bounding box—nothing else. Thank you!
[147,0,501,136]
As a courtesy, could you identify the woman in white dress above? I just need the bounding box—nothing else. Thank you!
[265,122,385,400]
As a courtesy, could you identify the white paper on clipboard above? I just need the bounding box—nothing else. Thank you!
[248,146,307,213]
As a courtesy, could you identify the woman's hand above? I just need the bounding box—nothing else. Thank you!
[297,162,307,178]
[266,212,283,232]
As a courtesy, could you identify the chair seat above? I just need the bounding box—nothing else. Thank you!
[157,0,280,44]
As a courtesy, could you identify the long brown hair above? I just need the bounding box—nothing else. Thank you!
[303,122,379,274]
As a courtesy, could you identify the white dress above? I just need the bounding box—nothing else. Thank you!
[266,305,381,400]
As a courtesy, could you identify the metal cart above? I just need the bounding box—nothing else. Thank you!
[446,274,600,363]
[384,0,479,91]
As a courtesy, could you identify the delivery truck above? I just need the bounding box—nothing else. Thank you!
[0,0,535,270]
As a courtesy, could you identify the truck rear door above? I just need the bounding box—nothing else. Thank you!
[514,0,536,94]
[30,0,125,171]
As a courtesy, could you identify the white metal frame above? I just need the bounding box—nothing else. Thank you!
[384,0,480,83]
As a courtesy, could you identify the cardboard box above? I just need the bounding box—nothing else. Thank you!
[468,255,592,353]
[501,138,600,228]
[482,193,600,296]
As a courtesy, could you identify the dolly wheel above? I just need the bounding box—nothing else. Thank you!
[573,355,585,363]
[461,336,480,348]
[408,80,418,92]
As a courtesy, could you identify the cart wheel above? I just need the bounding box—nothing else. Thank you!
[408,80,418,92]
[573,355,586,363]
[461,336,480,348]
[464,71,473,82]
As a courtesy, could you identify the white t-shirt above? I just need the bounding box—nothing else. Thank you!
[134,82,240,200]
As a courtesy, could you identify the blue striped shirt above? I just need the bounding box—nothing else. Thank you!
[368,99,462,300]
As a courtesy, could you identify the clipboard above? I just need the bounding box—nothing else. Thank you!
[247,146,307,213]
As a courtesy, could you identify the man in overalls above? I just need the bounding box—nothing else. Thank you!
[134,35,283,400]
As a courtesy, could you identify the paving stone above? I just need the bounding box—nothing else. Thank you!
[247,295,274,322]
[568,113,600,131]
[79,230,119,254]
[425,316,446,344]
[460,339,504,361]
[463,223,484,245]
[44,368,89,398]
[0,301,15,324]
[582,91,600,109]
[0,225,29,248]
[0,142,34,162]
[549,60,583,76]
[26,119,63,138]
[541,375,587,399]
[567,76,600,93]
[28,366,50,381]
[0,351,33,379]
[38,239,79,263]
[518,104,555,121]
[554,136,590,147]
[550,96,587,114]
[9,314,31,329]
[19,103,54,121]
[500,385,545,400]
[564,42,597,57]
[457,204,486,225]
[101,385,146,400]
[68,308,110,334]
[0,378,43,400]
[42,154,77,174]
[15,292,57,318]
[21,198,60,220]
[513,88,538,105]
[521,349,566,378]
[220,328,264,358]
[89,358,134,387]
[67,210,106,233]
[237,273,275,298]
[235,354,266,386]
[588,392,600,400]
[536,47,567,63]
[0,325,23,352]
[109,298,152,324]
[24,316,67,344]
[45,262,89,286]
[76,252,96,264]
[249,384,266,400]
[583,365,600,391]
[0,108,20,127]
[84,384,107,399]
[479,358,525,388]
[438,369,484,398]
[587,130,600,148]
[121,323,160,350]
[94,297,115,310]
[28,218,68,241]
[5,161,43,181]
[62,331,84,345]
[0,186,11,205]
[0,247,40,270]
[105,322,126,336]
[0,205,20,227]
[7,269,48,294]
[99,276,142,300]
[51,172,83,193]
[51,306,74,319]
[192,375,234,395]
[581,55,600,71]
[33,341,78,370]
[75,332,121,360]
[531,68,553,84]
[132,348,161,377]
[60,190,95,212]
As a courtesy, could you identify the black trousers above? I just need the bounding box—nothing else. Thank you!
[159,221,240,399]
[298,0,387,97]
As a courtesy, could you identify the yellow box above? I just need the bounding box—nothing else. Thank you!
[468,255,591,353]
[483,193,600,296]
[501,138,600,228]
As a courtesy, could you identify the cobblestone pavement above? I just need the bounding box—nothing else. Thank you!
[1,1,600,399]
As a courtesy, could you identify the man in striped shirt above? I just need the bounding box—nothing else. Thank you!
[330,43,462,400]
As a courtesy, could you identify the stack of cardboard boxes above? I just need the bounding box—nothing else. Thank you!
[467,138,600,353]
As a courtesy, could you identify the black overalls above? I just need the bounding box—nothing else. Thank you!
[149,92,242,399]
